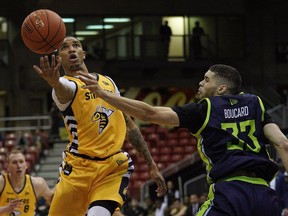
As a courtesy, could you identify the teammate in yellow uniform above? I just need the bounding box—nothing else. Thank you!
[0,149,54,215]
[33,36,167,216]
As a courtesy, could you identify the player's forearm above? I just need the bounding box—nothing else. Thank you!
[264,123,288,170]
[102,90,154,122]
[52,80,74,104]
[127,126,155,167]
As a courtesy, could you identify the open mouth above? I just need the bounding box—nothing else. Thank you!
[69,54,78,62]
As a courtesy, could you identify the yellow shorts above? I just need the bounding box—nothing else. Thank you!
[49,151,134,216]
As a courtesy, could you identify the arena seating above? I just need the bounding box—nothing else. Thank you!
[0,131,49,174]
[123,125,197,198]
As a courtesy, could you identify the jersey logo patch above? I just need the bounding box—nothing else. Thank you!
[91,106,114,133]
[116,160,124,166]
[229,99,238,105]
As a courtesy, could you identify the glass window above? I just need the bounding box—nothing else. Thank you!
[0,17,7,40]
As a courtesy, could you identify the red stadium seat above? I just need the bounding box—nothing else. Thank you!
[184,145,197,154]
[161,147,172,155]
[179,138,191,146]
[173,146,184,154]
[167,138,178,147]
[26,146,40,163]
[171,154,183,162]
[159,154,170,163]
[25,153,36,170]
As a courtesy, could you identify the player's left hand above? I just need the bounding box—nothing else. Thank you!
[150,163,167,197]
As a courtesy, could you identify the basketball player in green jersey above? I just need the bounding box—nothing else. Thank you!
[33,36,167,216]
[78,64,288,216]
[0,149,54,215]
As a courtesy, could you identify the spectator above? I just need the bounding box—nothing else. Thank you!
[159,20,172,60]
[164,180,180,207]
[155,198,167,216]
[123,198,146,216]
[185,194,200,216]
[170,198,188,216]
[144,197,156,216]
[191,21,205,59]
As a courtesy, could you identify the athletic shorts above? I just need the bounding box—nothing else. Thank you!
[197,176,279,216]
[49,151,134,216]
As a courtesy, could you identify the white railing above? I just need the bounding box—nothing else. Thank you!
[0,116,51,132]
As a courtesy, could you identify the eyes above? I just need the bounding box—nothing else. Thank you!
[60,43,81,51]
[11,160,25,165]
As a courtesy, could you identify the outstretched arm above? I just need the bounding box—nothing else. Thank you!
[264,123,288,171]
[33,55,74,103]
[124,114,167,197]
[78,72,180,127]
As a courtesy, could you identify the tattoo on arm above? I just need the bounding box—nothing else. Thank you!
[127,126,153,167]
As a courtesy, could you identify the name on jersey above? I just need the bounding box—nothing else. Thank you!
[85,90,113,100]
[224,106,249,118]
[6,198,30,204]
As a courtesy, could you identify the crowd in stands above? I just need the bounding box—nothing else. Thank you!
[121,180,208,216]
[0,129,50,174]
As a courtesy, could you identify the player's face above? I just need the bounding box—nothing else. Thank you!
[197,70,220,99]
[7,153,27,176]
[58,37,86,71]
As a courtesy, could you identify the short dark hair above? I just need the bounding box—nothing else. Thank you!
[209,64,242,94]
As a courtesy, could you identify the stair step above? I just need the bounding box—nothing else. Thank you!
[42,156,62,164]
[40,164,59,171]
[38,172,59,179]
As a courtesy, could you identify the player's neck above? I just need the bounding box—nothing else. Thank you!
[8,174,25,192]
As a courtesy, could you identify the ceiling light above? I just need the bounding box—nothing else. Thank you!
[75,31,99,35]
[86,25,114,30]
[103,18,130,23]
[62,18,75,23]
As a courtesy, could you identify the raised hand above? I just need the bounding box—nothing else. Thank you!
[33,55,62,87]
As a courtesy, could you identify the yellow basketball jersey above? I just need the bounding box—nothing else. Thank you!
[62,74,126,158]
[0,174,37,216]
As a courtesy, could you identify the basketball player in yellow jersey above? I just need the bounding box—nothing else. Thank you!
[0,149,54,215]
[33,36,167,216]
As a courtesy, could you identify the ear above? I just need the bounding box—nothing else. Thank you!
[217,85,228,95]
[83,51,86,59]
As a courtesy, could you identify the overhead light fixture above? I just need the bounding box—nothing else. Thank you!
[86,24,114,30]
[75,31,99,35]
[77,37,85,41]
[103,18,130,23]
[62,18,75,23]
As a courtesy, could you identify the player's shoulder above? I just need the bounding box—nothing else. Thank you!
[0,174,6,192]
[30,175,46,186]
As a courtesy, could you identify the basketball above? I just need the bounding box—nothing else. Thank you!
[21,9,66,54]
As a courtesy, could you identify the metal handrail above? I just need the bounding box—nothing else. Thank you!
[0,115,51,132]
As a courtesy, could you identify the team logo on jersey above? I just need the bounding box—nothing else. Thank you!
[229,99,238,105]
[116,160,125,166]
[91,106,114,133]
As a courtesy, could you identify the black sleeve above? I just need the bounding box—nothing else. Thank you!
[263,111,275,126]
[172,100,207,134]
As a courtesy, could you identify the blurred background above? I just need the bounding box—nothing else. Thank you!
[0,0,288,215]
